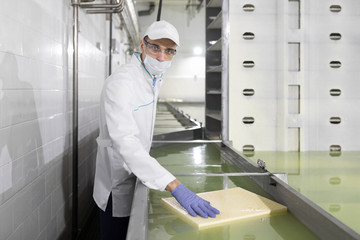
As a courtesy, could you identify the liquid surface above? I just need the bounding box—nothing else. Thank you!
[148,143,318,240]
[246,151,360,234]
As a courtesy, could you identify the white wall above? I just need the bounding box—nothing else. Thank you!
[228,0,360,151]
[0,1,130,239]
[137,3,206,102]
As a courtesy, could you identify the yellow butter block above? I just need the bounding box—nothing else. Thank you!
[161,187,287,230]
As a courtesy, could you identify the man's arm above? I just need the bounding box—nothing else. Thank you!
[165,179,182,192]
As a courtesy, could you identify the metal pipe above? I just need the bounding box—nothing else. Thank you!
[71,0,79,239]
[79,1,122,8]
[221,0,229,141]
[109,0,113,75]
[152,140,222,144]
[156,0,162,21]
[174,172,271,177]
[86,7,123,14]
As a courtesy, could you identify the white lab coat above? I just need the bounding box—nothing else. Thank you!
[93,53,176,217]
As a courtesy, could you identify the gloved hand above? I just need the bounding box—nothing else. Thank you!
[171,184,220,218]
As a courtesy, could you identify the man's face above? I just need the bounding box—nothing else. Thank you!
[140,37,177,62]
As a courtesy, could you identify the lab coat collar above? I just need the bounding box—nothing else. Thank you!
[133,52,163,82]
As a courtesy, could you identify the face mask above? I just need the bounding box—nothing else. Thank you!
[144,54,172,76]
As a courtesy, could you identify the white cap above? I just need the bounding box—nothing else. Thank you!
[143,20,180,46]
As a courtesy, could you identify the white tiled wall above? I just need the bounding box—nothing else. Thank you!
[229,0,360,151]
[0,0,130,239]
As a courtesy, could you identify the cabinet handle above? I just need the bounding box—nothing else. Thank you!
[243,4,255,12]
[329,117,341,124]
[329,33,341,40]
[243,32,255,40]
[243,145,255,151]
[329,5,341,13]
[242,117,255,124]
[330,89,341,96]
[329,61,341,68]
[243,89,255,96]
[243,61,255,68]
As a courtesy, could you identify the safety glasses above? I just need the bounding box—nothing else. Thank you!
[143,38,176,59]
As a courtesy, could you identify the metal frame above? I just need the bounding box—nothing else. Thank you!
[220,143,360,240]
[72,1,79,238]
[79,0,125,14]
[127,142,360,240]
[221,0,229,142]
[152,103,204,144]
[127,180,149,240]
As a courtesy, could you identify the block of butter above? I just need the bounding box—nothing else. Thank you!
[161,187,287,230]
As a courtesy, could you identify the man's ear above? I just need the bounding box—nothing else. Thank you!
[140,40,145,52]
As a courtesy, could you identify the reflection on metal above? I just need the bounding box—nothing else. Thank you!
[127,180,148,240]
[221,0,229,142]
[243,4,255,12]
[330,33,342,40]
[273,173,288,184]
[329,177,341,185]
[79,0,125,14]
[243,116,255,124]
[257,159,266,169]
[243,32,255,40]
[330,145,341,152]
[330,117,341,124]
[243,60,255,68]
[243,144,255,151]
[71,1,80,238]
[330,61,342,68]
[243,88,255,96]
[330,5,342,13]
[174,172,271,177]
[153,140,221,144]
[330,89,342,96]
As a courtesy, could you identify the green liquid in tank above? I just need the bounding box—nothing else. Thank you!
[149,144,319,240]
[245,151,360,235]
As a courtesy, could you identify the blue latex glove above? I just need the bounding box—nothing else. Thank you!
[171,184,220,218]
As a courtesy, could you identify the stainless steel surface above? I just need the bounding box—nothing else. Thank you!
[79,1,123,8]
[174,172,271,177]
[153,140,221,144]
[127,180,149,240]
[72,0,79,238]
[222,0,229,142]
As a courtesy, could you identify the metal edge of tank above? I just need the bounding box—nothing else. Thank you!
[220,143,360,240]
[127,142,360,240]
[126,180,149,240]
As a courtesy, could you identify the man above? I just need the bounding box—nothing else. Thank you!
[93,20,219,240]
